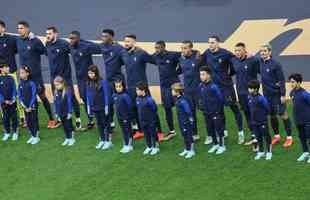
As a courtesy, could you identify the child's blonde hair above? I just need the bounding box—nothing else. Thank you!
[54,76,67,97]
[171,82,184,95]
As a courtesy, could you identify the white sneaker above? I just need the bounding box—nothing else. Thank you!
[179,149,189,157]
[120,145,133,154]
[62,139,70,146]
[110,122,115,128]
[150,147,160,155]
[208,145,220,153]
[224,130,228,138]
[254,152,265,160]
[204,136,213,145]
[193,135,200,141]
[12,133,18,141]
[307,158,310,164]
[2,133,10,141]
[143,147,152,155]
[68,138,76,146]
[238,131,245,144]
[185,150,195,159]
[27,136,34,144]
[266,152,272,160]
[31,137,40,145]
[297,152,309,162]
[102,141,113,150]
[96,141,105,149]
[215,146,226,155]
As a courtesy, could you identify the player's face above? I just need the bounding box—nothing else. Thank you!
[19,69,28,80]
[101,33,112,44]
[1,66,10,74]
[68,34,79,46]
[54,81,64,90]
[234,46,246,59]
[200,71,210,82]
[208,38,219,52]
[289,79,298,89]
[88,71,96,80]
[136,88,145,96]
[181,43,192,56]
[248,88,255,94]
[124,37,136,49]
[46,30,57,42]
[260,47,271,60]
[17,24,29,37]
[0,25,5,34]
[115,82,124,93]
[155,44,164,54]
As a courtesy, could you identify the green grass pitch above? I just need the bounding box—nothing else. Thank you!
[0,104,309,200]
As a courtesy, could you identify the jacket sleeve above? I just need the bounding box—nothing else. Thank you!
[259,96,270,113]
[181,99,193,120]
[275,62,286,96]
[17,85,26,108]
[302,91,310,105]
[11,78,17,103]
[87,42,102,55]
[29,82,37,108]
[147,96,157,113]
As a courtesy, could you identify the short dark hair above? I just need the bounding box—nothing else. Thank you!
[70,30,80,38]
[235,42,246,48]
[47,26,58,33]
[182,40,193,48]
[136,81,148,91]
[288,73,303,83]
[155,40,166,47]
[102,29,115,37]
[248,80,260,90]
[199,66,212,75]
[17,20,29,28]
[209,35,220,42]
[0,20,6,28]
[125,34,137,40]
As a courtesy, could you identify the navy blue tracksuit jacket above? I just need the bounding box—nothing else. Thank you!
[112,91,133,121]
[290,88,310,126]
[248,94,270,125]
[86,79,111,113]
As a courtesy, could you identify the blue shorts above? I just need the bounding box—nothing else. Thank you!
[220,85,237,106]
[265,94,287,115]
[160,87,174,108]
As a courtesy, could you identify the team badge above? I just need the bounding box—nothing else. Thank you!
[79,52,83,56]
[27,45,31,50]
[134,57,137,62]
[3,43,7,48]
[110,52,113,56]
[244,65,248,69]
[218,58,222,63]
[166,60,170,64]
[56,49,60,53]
[266,68,270,72]
[192,63,195,67]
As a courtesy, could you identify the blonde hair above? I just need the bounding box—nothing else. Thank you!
[54,76,67,98]
[171,82,184,94]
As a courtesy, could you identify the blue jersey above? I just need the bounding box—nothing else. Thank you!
[0,34,17,73]
[70,40,101,80]
[16,36,45,82]
[54,89,73,117]
[112,91,133,120]
[290,88,310,125]
[45,39,72,83]
[178,50,201,90]
[86,79,111,112]
[259,58,286,96]
[125,47,153,88]
[248,93,270,125]
[199,81,224,115]
[202,48,235,87]
[136,95,157,126]
[101,42,127,82]
[151,51,180,88]
[175,95,194,126]
[18,79,37,109]
[231,56,260,95]
[0,75,17,104]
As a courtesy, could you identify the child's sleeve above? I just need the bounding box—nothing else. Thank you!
[17,85,26,108]
[11,78,17,103]
[302,91,310,105]
[0,91,4,104]
[147,97,157,113]
[181,99,193,121]
[124,94,133,110]
[66,90,73,114]
[211,84,224,103]
[259,96,270,113]
[29,82,37,108]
